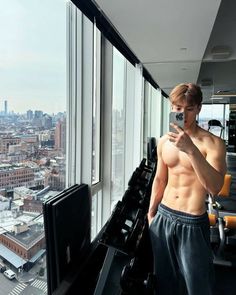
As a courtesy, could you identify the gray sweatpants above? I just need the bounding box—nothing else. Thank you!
[149,203,214,295]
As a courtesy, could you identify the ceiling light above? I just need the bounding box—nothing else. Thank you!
[212,90,236,97]
[213,94,236,97]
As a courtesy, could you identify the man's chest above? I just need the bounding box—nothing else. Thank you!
[162,140,206,169]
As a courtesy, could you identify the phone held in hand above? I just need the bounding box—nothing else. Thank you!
[169,112,184,132]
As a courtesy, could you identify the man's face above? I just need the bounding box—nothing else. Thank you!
[171,101,201,129]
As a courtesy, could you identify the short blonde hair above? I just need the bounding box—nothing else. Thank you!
[170,83,202,106]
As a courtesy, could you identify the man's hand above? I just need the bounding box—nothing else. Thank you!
[168,123,197,155]
[147,212,155,225]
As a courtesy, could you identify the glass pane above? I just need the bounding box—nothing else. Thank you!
[0,1,66,294]
[111,48,125,210]
[143,81,150,158]
[91,190,102,240]
[198,104,229,140]
[92,28,101,184]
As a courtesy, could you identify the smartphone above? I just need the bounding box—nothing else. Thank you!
[169,112,184,132]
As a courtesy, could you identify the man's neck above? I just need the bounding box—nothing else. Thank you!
[185,124,200,138]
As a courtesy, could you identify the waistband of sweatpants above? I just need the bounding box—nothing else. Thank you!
[158,203,209,225]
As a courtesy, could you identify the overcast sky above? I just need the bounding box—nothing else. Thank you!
[0,0,66,114]
[0,1,227,121]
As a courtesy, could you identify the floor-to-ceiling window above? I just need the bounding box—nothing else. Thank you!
[111,48,126,209]
[0,1,66,294]
[143,82,163,157]
[91,26,102,239]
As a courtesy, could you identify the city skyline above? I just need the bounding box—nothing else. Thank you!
[0,98,66,116]
[0,0,66,114]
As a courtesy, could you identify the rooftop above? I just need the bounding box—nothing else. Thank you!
[4,223,44,248]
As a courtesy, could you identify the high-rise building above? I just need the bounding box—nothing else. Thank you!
[33,110,43,127]
[34,110,43,119]
[55,118,66,153]
[4,100,7,115]
[42,114,52,129]
[0,164,35,191]
[26,110,33,120]
[0,137,21,153]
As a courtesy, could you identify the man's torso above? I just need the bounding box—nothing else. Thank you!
[161,129,212,215]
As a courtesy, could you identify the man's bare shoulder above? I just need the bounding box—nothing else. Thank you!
[198,127,226,150]
[157,135,168,148]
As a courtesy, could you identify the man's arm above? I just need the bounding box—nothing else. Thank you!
[147,137,168,224]
[186,138,226,195]
[168,126,226,195]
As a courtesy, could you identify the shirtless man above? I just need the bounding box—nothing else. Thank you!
[148,83,226,295]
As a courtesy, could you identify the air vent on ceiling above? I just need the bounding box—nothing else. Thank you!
[213,90,236,97]
[201,78,213,87]
[211,45,232,59]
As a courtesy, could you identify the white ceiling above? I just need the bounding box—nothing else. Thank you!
[94,0,236,103]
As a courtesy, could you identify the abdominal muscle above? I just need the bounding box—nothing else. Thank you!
[160,138,208,215]
[161,169,208,215]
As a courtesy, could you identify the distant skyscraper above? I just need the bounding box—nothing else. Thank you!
[55,118,66,152]
[33,110,43,127]
[34,110,43,119]
[4,100,7,115]
[27,110,33,120]
[42,114,52,129]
